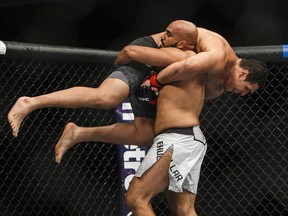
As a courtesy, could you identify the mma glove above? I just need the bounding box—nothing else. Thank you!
[137,73,159,105]
[137,85,158,105]
[149,73,163,88]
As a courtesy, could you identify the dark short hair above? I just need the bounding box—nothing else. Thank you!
[240,59,269,90]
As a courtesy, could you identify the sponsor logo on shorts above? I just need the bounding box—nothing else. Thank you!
[156,141,164,160]
[138,97,149,102]
[170,159,183,181]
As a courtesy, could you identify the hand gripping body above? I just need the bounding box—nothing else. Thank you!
[137,85,158,105]
[149,73,162,88]
[136,73,160,105]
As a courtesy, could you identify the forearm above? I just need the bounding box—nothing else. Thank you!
[155,52,212,85]
[117,45,188,68]
[115,46,147,66]
[156,61,185,84]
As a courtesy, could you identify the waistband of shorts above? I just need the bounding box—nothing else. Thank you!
[160,126,200,136]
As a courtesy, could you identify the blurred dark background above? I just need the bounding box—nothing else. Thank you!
[0,0,287,51]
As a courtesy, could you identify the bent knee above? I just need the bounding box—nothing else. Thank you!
[125,191,134,209]
[125,188,143,210]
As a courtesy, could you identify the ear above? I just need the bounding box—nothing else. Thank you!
[177,40,187,49]
[239,69,249,80]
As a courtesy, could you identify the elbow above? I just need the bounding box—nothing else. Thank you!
[175,60,199,80]
[122,46,136,58]
[117,46,135,65]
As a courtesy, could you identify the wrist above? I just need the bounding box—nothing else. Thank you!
[150,74,162,88]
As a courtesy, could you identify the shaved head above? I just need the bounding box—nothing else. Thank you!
[167,20,198,50]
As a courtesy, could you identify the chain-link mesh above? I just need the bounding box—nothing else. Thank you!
[149,62,288,216]
[0,57,119,216]
[0,51,287,216]
[197,62,288,216]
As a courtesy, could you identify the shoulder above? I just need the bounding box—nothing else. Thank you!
[129,35,158,47]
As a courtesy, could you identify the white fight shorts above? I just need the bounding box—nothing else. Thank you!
[135,125,207,194]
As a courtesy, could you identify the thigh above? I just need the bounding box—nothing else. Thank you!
[128,150,172,200]
[133,117,155,145]
[99,77,129,104]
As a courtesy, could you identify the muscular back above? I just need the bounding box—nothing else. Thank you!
[196,28,239,100]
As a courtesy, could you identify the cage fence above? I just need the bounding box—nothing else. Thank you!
[0,42,287,216]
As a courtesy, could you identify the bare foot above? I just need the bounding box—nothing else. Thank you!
[55,122,79,164]
[7,96,33,137]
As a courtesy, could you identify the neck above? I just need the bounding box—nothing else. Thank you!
[235,58,241,66]
[224,61,239,92]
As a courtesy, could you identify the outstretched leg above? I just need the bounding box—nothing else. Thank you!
[55,117,154,163]
[8,78,128,137]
